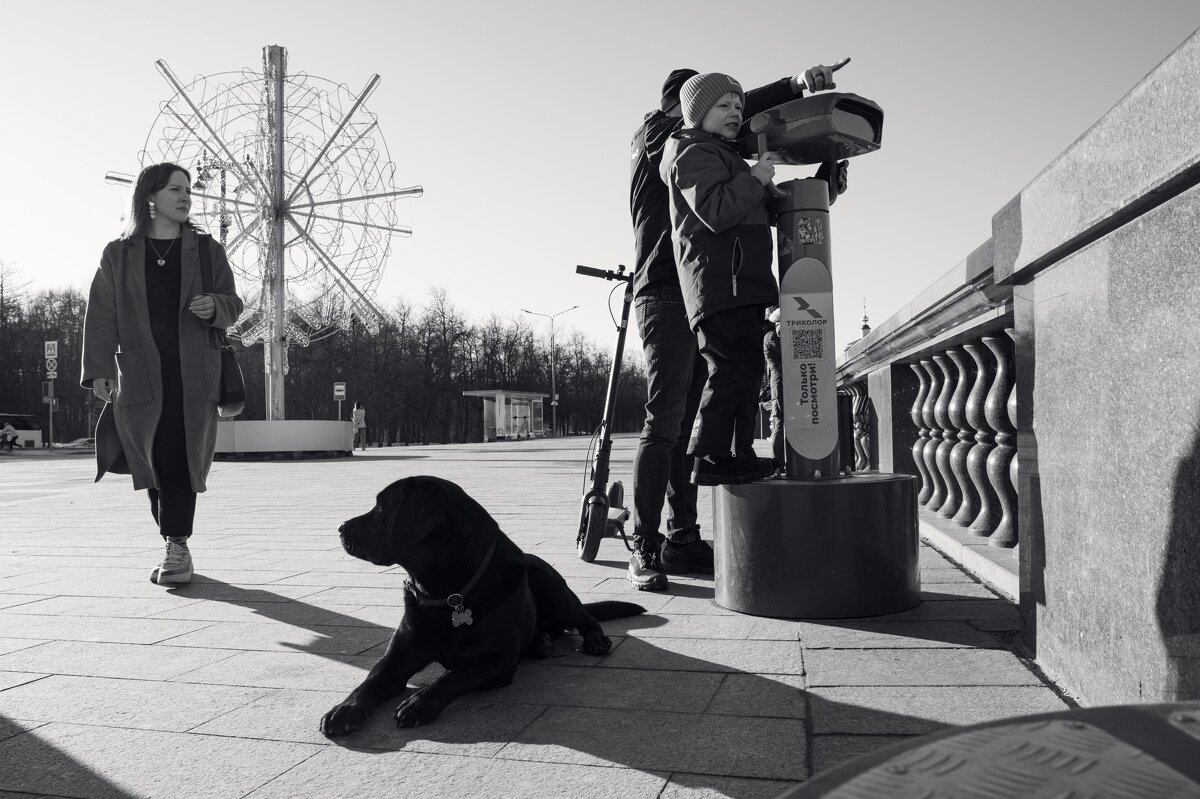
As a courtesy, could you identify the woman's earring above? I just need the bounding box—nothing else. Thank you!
[148,200,156,220]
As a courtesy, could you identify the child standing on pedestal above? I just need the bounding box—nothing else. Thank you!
[661,72,780,486]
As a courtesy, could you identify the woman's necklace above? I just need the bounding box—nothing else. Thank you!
[147,237,176,267]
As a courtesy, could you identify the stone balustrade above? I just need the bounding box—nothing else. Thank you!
[832,26,1200,708]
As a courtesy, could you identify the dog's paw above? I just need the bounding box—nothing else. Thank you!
[527,633,554,659]
[395,688,446,728]
[320,700,367,737]
[580,630,612,656]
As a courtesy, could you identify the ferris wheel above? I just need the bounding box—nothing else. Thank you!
[107,45,420,418]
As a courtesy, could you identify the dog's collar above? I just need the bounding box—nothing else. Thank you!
[405,539,497,627]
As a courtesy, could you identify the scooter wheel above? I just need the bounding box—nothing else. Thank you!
[577,499,608,562]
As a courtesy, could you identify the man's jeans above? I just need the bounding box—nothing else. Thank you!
[632,282,707,552]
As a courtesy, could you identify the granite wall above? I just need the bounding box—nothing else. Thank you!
[1000,29,1200,704]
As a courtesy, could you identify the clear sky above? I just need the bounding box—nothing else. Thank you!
[3,1,1199,358]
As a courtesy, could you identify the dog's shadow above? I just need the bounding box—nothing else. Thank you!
[179,577,990,797]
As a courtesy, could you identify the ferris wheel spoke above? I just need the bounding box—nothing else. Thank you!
[224,215,264,254]
[301,120,379,189]
[156,59,273,200]
[283,213,385,320]
[290,186,424,210]
[289,208,413,237]
[191,190,258,209]
[283,74,381,207]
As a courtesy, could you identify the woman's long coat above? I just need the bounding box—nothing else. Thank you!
[81,228,243,492]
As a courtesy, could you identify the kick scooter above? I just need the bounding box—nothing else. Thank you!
[575,263,633,562]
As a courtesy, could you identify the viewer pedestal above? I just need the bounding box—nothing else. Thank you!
[714,473,920,618]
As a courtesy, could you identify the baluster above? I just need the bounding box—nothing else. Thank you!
[947,348,980,526]
[910,363,933,503]
[964,341,1000,534]
[983,335,1018,547]
[1004,327,1019,549]
[920,359,947,510]
[933,354,961,518]
[851,382,870,471]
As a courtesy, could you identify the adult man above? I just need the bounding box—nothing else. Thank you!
[627,64,843,590]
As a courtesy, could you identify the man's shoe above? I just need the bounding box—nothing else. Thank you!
[151,537,193,585]
[628,548,668,591]
[661,539,715,575]
[692,456,775,486]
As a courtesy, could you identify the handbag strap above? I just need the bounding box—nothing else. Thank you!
[197,235,227,348]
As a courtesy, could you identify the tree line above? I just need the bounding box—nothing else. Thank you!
[0,265,648,445]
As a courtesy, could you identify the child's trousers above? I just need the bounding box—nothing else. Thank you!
[690,305,767,460]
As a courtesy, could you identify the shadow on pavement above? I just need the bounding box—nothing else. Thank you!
[0,713,138,798]
[175,578,965,797]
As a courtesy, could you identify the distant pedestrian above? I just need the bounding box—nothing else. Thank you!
[82,162,244,586]
[352,402,367,451]
[1,421,17,452]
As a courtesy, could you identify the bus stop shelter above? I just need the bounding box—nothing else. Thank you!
[463,390,549,441]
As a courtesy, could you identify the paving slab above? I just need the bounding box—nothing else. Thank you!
[0,641,237,680]
[0,675,270,732]
[191,688,546,756]
[0,639,45,657]
[0,672,47,692]
[241,746,669,799]
[599,636,805,675]
[500,705,807,781]
[0,723,321,799]
[705,674,808,719]
[661,774,796,799]
[0,613,213,645]
[480,663,724,714]
[808,685,1070,734]
[804,648,1042,687]
[811,734,913,773]
[158,620,391,655]
[794,620,1001,649]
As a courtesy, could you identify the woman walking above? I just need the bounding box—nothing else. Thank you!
[82,162,243,585]
[352,401,367,451]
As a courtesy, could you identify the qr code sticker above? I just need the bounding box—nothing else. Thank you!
[791,328,823,360]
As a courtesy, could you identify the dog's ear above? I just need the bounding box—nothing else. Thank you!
[384,477,448,552]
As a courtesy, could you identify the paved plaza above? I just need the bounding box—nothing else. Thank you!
[0,435,1070,799]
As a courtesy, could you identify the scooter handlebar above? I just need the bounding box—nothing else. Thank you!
[576,264,631,283]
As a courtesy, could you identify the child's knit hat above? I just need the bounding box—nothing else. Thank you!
[679,73,745,129]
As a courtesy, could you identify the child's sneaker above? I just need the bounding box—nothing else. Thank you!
[151,537,193,585]
[691,456,774,486]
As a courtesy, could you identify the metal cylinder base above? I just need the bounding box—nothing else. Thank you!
[713,473,920,618]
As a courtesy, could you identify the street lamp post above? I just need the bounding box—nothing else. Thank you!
[520,305,579,437]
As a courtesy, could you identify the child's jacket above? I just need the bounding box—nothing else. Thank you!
[661,129,778,330]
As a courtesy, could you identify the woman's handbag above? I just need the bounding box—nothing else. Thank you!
[199,237,246,418]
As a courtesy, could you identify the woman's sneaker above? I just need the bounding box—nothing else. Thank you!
[151,537,193,585]
[628,547,668,591]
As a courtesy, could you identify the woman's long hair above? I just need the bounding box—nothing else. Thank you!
[121,162,204,239]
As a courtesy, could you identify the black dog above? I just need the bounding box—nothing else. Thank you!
[321,475,645,734]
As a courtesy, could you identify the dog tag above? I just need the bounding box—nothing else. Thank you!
[448,593,473,627]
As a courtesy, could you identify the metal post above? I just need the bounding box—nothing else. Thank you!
[520,305,579,438]
[48,380,54,447]
[265,45,287,421]
[775,178,840,480]
[550,316,557,437]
